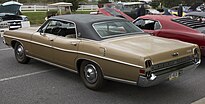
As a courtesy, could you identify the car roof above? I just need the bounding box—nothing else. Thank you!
[50,14,125,24]
[49,14,127,41]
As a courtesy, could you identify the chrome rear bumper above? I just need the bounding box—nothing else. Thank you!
[137,62,200,87]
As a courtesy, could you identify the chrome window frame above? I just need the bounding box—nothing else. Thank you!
[37,19,78,39]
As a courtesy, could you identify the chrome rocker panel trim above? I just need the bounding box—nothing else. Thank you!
[27,55,78,73]
[104,76,137,85]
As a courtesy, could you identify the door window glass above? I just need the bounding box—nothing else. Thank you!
[39,20,76,38]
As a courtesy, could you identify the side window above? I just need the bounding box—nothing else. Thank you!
[154,22,161,30]
[44,20,59,34]
[39,20,76,38]
[134,19,161,30]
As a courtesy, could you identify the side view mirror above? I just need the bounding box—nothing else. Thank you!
[39,29,46,36]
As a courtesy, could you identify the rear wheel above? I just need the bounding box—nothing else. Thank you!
[14,42,30,64]
[80,61,104,90]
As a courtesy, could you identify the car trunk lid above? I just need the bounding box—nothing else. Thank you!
[103,35,195,64]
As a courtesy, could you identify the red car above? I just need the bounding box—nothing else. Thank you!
[133,15,205,56]
[98,8,134,22]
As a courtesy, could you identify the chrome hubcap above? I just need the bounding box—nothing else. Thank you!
[84,64,98,83]
[16,45,24,59]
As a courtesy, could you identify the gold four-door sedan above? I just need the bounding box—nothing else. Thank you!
[2,14,201,90]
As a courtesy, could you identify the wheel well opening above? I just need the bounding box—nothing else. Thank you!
[76,59,103,76]
[76,59,85,75]
[11,41,18,48]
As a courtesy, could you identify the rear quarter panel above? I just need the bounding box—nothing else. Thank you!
[77,40,142,82]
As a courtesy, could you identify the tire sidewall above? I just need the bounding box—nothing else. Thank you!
[14,42,30,64]
[80,61,104,90]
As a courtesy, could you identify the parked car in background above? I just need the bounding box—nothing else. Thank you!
[114,2,144,19]
[133,15,205,56]
[185,12,205,22]
[108,2,151,19]
[0,1,30,30]
[2,14,201,90]
[169,6,190,16]
[98,7,134,21]
[146,9,161,15]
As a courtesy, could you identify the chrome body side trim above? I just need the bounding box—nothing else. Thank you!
[104,76,137,85]
[27,55,78,73]
[77,51,143,68]
[4,35,144,68]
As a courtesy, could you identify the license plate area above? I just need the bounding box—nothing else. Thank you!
[169,71,179,80]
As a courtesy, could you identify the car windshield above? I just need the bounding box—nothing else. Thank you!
[104,8,121,16]
[0,5,21,14]
[93,21,144,38]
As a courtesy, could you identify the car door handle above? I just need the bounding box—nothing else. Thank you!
[49,39,54,41]
[70,42,77,46]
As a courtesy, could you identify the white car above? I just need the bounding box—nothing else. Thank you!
[0,1,30,30]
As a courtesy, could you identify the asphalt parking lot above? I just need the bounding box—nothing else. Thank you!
[0,37,205,104]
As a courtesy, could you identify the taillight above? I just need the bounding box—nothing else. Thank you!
[139,69,145,74]
[140,60,152,75]
[145,60,152,69]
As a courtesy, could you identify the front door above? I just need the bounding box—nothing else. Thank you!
[31,32,56,62]
[30,20,59,62]
[50,21,80,69]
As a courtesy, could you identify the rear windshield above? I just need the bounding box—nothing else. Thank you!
[93,20,144,39]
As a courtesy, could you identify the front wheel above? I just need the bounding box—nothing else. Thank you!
[80,61,104,90]
[14,42,30,64]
